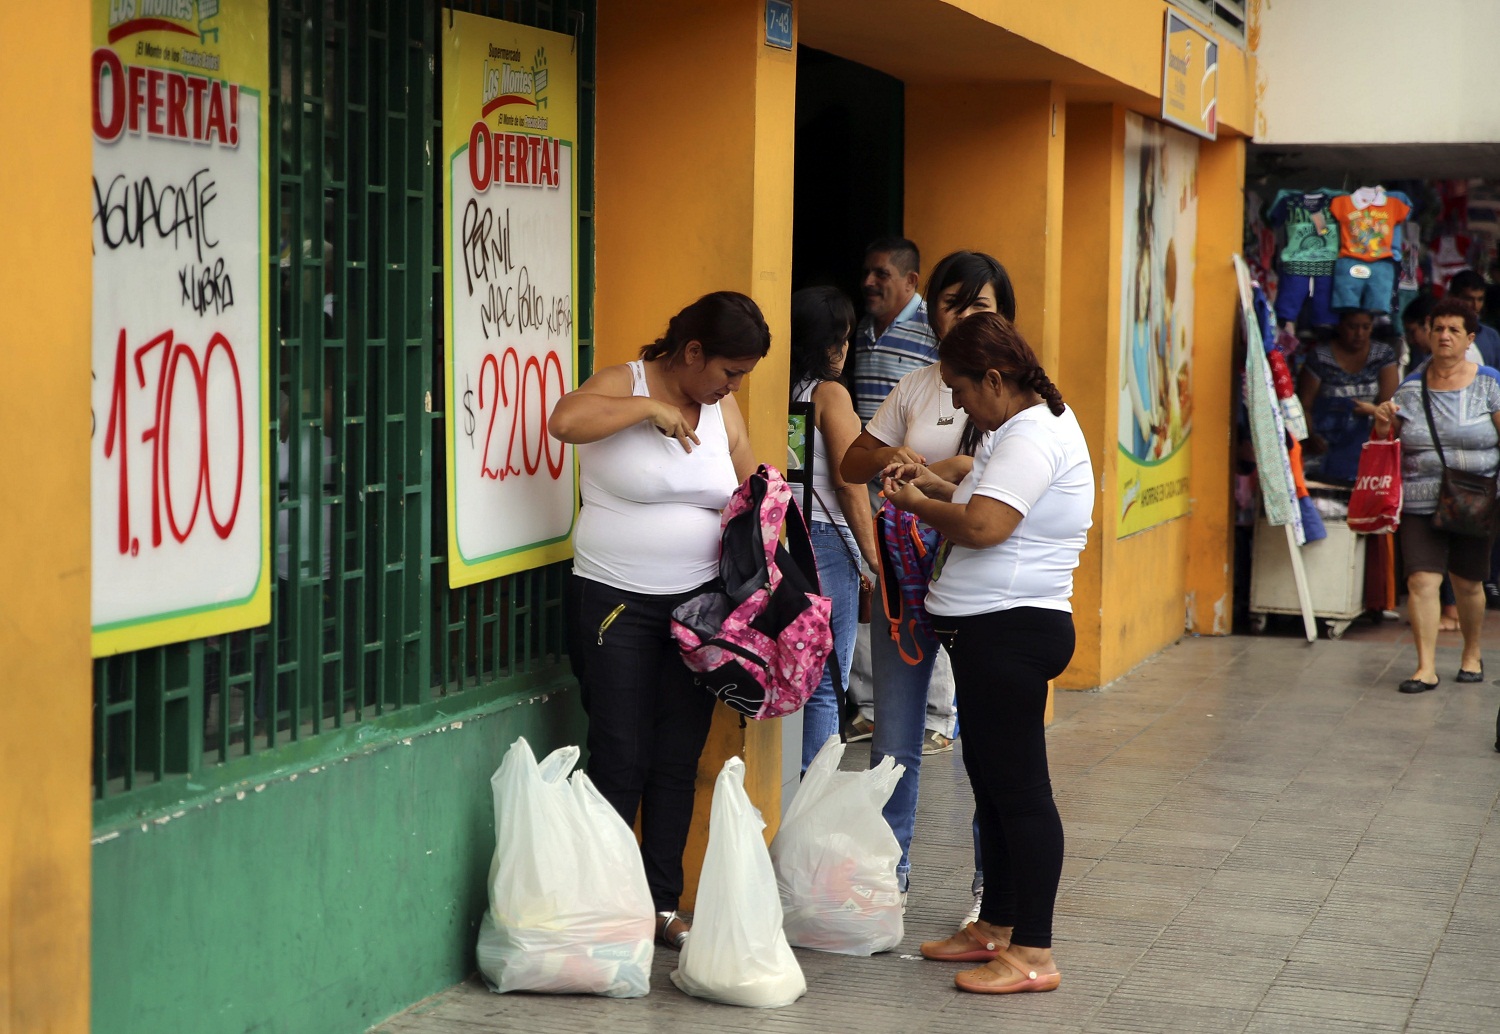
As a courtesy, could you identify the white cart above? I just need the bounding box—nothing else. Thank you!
[1248,513,1367,639]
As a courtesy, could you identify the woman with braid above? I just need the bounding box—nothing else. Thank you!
[841,250,1016,912]
[881,312,1093,995]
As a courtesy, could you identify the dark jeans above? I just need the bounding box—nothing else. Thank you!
[567,574,717,912]
[932,606,1075,949]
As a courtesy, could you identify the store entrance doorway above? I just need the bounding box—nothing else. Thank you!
[783,46,903,814]
[791,46,904,294]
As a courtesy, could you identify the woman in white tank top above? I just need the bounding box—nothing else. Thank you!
[548,292,767,949]
[788,287,881,772]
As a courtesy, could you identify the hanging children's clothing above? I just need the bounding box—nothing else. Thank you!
[1396,221,1422,319]
[1428,232,1473,294]
[1267,189,1341,327]
[1329,187,1411,313]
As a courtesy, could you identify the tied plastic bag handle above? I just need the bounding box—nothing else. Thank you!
[488,739,582,924]
[785,736,905,830]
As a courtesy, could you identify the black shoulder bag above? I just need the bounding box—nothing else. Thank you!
[1419,369,1499,538]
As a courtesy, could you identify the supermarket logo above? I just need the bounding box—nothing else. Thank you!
[108,1,219,45]
[481,45,549,116]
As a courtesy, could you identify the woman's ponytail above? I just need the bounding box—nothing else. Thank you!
[639,292,771,364]
[1027,367,1066,416]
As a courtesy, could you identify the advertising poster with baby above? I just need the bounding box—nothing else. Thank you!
[91,0,271,655]
[1117,112,1199,538]
[442,11,578,587]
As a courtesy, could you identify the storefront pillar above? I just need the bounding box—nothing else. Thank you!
[1185,133,1246,635]
[0,5,93,1032]
[1056,103,1126,689]
[905,82,1067,369]
[1058,102,1245,688]
[595,0,795,904]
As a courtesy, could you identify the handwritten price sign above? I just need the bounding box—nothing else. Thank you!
[462,347,568,482]
[443,13,578,587]
[90,1,269,655]
[101,329,246,554]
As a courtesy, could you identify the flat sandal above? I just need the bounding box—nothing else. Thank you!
[655,910,690,950]
[920,922,1003,963]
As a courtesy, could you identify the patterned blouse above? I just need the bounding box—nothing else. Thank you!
[1303,340,1397,485]
[1392,365,1500,515]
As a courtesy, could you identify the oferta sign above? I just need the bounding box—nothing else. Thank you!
[442,12,578,587]
[90,0,270,655]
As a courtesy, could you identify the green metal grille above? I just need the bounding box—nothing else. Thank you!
[429,0,595,696]
[92,0,595,819]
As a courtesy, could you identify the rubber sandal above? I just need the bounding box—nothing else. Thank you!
[920,922,1003,962]
[954,948,1061,995]
[1398,677,1439,694]
[1456,664,1484,684]
[655,910,689,950]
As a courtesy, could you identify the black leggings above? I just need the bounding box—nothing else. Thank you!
[568,574,716,913]
[933,607,1075,949]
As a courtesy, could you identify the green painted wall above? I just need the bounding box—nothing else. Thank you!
[91,685,587,1034]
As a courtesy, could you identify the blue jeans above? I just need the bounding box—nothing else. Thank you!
[802,520,860,770]
[868,567,939,891]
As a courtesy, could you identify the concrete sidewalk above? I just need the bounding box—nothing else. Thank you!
[375,615,1500,1034]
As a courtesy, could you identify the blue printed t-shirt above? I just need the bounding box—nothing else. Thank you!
[1267,190,1342,275]
[1393,366,1500,515]
[1303,340,1397,485]
[852,294,938,422]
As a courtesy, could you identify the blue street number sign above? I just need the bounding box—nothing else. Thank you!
[765,1,793,50]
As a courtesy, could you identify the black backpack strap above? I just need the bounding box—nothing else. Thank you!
[720,468,771,606]
[779,485,821,596]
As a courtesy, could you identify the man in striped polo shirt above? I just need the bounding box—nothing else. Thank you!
[852,238,937,421]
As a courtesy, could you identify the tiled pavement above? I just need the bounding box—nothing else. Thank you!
[375,614,1500,1033]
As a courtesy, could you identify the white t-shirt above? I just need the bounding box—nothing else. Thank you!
[865,363,967,464]
[573,361,736,593]
[925,403,1095,616]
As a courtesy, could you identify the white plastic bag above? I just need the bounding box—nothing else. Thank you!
[671,757,806,1008]
[771,735,906,955]
[477,737,654,998]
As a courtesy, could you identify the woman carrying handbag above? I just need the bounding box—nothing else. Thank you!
[788,287,882,772]
[1371,297,1500,695]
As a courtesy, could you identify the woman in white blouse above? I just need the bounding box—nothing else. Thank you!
[883,311,1094,995]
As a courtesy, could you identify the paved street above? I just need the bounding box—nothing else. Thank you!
[376,615,1500,1034]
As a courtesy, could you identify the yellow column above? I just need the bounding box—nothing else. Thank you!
[1058,107,1244,684]
[0,6,92,1033]
[596,0,795,905]
[905,82,1065,714]
[1096,99,1182,681]
[905,82,1066,368]
[1056,103,1126,689]
[1186,133,1246,635]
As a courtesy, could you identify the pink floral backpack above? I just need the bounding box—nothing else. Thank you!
[671,465,834,720]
